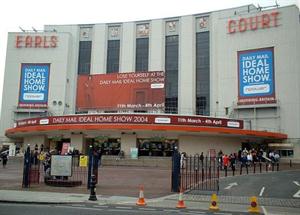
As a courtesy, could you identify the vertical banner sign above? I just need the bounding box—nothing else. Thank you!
[238,47,275,105]
[18,64,50,108]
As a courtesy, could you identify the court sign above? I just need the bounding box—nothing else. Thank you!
[238,47,276,105]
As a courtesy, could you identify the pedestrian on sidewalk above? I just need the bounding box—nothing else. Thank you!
[2,152,8,168]
[223,154,229,173]
[180,152,186,169]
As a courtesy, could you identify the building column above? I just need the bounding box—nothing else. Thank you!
[120,133,137,158]
[71,133,84,153]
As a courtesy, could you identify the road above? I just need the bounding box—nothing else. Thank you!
[0,203,247,215]
[219,170,300,199]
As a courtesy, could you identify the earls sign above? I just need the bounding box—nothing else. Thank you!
[15,35,58,48]
[228,11,279,34]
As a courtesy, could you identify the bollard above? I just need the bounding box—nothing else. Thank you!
[277,163,279,171]
[88,174,97,201]
[246,165,249,174]
[253,163,256,174]
[248,196,260,213]
[240,165,243,175]
[209,193,219,211]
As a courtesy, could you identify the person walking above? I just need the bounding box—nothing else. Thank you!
[180,152,186,169]
[200,152,204,166]
[2,153,8,168]
[223,154,229,173]
[230,154,236,172]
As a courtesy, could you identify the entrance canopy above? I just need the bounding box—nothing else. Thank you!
[6,114,287,140]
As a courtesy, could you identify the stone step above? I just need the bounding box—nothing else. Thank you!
[101,155,172,168]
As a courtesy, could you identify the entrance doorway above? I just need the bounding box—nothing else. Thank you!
[137,138,178,157]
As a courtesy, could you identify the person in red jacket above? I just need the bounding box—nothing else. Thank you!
[223,154,229,172]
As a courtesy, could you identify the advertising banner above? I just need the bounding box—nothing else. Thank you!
[238,47,275,105]
[18,63,50,108]
[16,114,244,129]
[76,71,165,110]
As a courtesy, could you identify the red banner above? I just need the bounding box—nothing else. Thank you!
[16,114,244,129]
[76,71,165,110]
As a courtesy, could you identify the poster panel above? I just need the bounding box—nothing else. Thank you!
[18,63,50,108]
[50,155,72,176]
[238,48,275,105]
[61,142,70,155]
[76,71,165,110]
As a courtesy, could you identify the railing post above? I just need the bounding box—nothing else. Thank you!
[171,149,180,192]
[259,162,262,173]
[87,145,94,189]
[88,175,97,201]
[22,145,31,188]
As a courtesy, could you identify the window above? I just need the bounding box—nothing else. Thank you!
[106,40,120,73]
[77,41,92,74]
[165,35,179,114]
[279,150,293,157]
[196,32,210,115]
[196,96,207,115]
[135,38,149,72]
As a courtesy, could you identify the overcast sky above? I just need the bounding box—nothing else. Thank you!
[0,0,298,111]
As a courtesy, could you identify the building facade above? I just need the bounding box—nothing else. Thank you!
[1,5,299,160]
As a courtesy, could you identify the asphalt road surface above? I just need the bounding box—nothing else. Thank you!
[0,203,248,215]
[219,170,300,199]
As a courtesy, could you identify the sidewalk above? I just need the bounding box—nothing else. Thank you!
[0,189,299,212]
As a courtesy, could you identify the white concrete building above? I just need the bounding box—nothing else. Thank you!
[1,4,299,161]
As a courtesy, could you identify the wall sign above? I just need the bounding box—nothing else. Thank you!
[18,63,50,108]
[16,114,244,129]
[16,35,58,48]
[238,47,275,105]
[228,11,279,34]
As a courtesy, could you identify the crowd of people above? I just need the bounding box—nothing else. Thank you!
[180,147,281,171]
[217,148,281,171]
